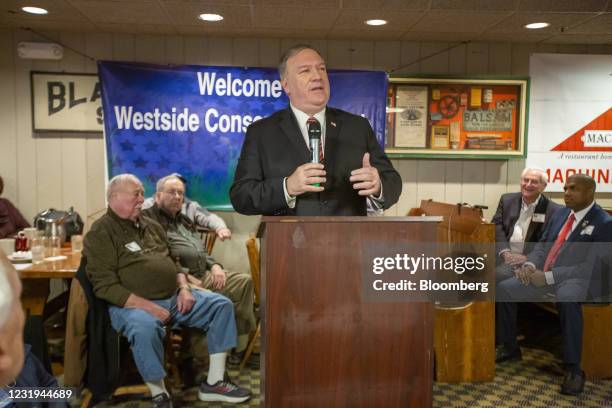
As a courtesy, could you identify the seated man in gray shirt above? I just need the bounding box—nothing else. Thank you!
[142,173,231,241]
[143,174,256,366]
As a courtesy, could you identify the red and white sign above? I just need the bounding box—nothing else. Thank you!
[527,54,612,192]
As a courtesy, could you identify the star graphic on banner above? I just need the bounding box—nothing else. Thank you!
[120,140,135,152]
[156,159,169,169]
[146,173,157,183]
[133,157,148,168]
[144,140,158,152]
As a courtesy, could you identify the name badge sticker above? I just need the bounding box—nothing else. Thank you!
[532,213,546,223]
[581,225,594,236]
[125,241,142,252]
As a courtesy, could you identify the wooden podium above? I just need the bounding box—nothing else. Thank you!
[259,216,438,408]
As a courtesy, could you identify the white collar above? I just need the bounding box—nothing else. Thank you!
[290,104,325,128]
[571,201,595,225]
[521,194,541,210]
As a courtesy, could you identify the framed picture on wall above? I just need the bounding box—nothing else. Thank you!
[385,76,529,159]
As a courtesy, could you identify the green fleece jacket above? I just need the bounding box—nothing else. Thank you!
[84,209,181,307]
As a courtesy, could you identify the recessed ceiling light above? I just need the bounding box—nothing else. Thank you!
[365,19,387,26]
[199,13,223,22]
[525,22,550,29]
[22,6,48,15]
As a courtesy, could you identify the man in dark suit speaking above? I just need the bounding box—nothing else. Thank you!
[230,44,401,216]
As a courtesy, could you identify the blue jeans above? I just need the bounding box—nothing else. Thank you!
[108,290,236,382]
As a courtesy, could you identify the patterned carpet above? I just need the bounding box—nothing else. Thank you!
[73,304,612,407]
[78,346,612,408]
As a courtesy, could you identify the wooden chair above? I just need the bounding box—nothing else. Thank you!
[197,227,217,254]
[240,234,261,371]
[408,200,495,383]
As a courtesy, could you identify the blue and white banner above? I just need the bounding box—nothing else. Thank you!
[99,61,387,210]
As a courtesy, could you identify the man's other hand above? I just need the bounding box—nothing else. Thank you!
[210,264,227,290]
[516,264,535,285]
[350,153,381,197]
[216,227,232,241]
[286,163,325,196]
[502,252,527,266]
[177,288,195,314]
[125,294,171,323]
[530,271,547,287]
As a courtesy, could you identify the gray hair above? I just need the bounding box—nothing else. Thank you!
[106,174,142,201]
[156,174,184,193]
[521,167,548,185]
[278,44,323,80]
[0,269,12,329]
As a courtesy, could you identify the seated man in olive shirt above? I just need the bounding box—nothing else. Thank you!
[84,174,250,407]
[143,174,256,365]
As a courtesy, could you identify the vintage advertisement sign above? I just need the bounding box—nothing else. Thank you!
[31,72,102,132]
[462,109,512,132]
[527,54,612,192]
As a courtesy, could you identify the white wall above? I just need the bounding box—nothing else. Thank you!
[1,28,611,273]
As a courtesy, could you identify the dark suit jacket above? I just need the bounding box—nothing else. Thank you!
[491,192,560,259]
[528,203,612,284]
[230,107,402,216]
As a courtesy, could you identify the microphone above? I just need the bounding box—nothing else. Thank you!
[307,117,322,187]
[307,117,321,164]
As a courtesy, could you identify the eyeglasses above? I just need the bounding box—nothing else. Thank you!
[163,189,184,197]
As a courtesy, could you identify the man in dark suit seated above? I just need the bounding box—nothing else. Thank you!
[497,174,612,396]
[230,44,401,216]
[492,167,560,362]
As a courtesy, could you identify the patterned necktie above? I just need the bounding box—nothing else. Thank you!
[543,213,576,272]
[307,117,324,163]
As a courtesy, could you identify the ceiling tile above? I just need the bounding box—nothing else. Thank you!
[341,0,428,11]
[2,0,92,22]
[2,19,98,32]
[164,3,252,27]
[328,28,405,40]
[254,0,340,7]
[162,0,251,5]
[70,0,169,25]
[543,33,612,44]
[431,0,519,12]
[486,12,596,34]
[253,7,340,30]
[519,0,608,12]
[334,10,423,29]
[95,22,177,35]
[566,14,612,34]
[400,31,476,42]
[411,10,510,33]
[477,32,550,43]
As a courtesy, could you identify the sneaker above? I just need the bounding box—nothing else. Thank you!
[151,393,173,408]
[198,379,251,403]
